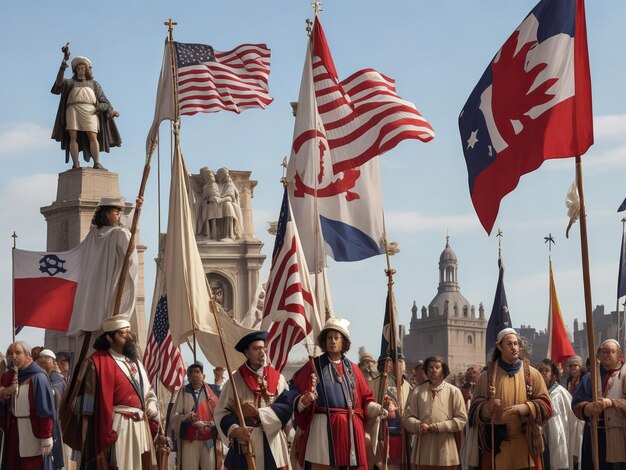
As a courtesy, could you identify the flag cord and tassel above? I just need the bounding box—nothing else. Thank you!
[208,295,256,470]
[575,155,599,470]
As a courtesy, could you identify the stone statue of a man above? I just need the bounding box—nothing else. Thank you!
[51,44,121,170]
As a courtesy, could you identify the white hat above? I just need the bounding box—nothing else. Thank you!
[98,196,133,215]
[102,316,131,332]
[71,56,92,70]
[39,349,56,360]
[599,339,621,351]
[321,317,351,340]
[496,327,518,344]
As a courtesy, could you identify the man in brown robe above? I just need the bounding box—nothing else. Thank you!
[468,328,552,469]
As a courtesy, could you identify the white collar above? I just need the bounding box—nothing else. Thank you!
[245,363,264,377]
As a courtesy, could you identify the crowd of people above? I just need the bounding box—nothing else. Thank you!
[1,320,625,469]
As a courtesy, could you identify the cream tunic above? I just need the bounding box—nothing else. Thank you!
[403,381,467,467]
[66,85,98,132]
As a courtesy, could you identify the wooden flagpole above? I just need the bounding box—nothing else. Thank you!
[11,231,17,342]
[381,215,406,470]
[111,18,179,319]
[575,155,599,470]
[209,295,257,470]
[617,218,626,345]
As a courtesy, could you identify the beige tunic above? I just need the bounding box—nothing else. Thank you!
[66,85,98,132]
[403,381,467,466]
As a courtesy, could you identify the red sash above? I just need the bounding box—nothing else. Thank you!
[183,384,218,441]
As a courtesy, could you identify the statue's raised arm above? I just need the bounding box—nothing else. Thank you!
[51,44,121,170]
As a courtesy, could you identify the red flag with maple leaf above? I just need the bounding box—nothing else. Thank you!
[459,0,593,234]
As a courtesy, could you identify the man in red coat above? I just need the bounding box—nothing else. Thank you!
[292,318,388,470]
[0,341,57,470]
[62,316,159,470]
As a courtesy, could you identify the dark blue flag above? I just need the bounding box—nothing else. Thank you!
[486,260,512,354]
[379,291,399,364]
[618,230,626,299]
[618,197,626,213]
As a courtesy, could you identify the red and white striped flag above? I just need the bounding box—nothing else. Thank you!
[302,18,434,174]
[143,269,185,393]
[146,41,273,155]
[261,189,322,373]
[287,17,434,269]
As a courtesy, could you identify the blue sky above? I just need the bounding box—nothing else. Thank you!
[2,1,626,367]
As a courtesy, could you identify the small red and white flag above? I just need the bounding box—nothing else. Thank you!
[13,248,80,331]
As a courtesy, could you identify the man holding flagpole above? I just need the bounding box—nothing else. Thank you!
[469,328,552,469]
[171,362,222,470]
[62,316,159,470]
[215,331,292,470]
[572,339,626,469]
[291,318,387,470]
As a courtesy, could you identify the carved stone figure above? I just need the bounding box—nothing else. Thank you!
[51,44,121,170]
[190,167,220,239]
[215,167,244,241]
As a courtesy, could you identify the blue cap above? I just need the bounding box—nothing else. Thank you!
[235,331,268,353]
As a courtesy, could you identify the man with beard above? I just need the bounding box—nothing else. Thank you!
[62,316,159,469]
[0,341,59,469]
[215,330,292,469]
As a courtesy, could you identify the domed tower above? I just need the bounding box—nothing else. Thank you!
[427,236,471,319]
[403,235,487,373]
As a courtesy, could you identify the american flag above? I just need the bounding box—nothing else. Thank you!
[303,18,434,175]
[261,189,321,373]
[143,293,185,392]
[174,41,273,115]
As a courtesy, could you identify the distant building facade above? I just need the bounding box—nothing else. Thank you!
[572,304,623,362]
[403,237,487,373]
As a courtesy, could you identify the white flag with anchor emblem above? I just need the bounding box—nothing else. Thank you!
[13,225,137,333]
[286,17,433,271]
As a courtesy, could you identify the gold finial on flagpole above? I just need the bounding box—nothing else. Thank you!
[164,18,177,36]
[280,155,288,186]
[311,0,322,16]
[544,233,555,253]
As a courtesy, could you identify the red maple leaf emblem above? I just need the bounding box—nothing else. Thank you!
[491,30,559,146]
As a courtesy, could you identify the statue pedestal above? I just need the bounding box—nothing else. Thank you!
[40,168,146,352]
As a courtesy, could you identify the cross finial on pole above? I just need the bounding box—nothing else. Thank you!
[496,228,503,260]
[11,231,17,249]
[164,18,177,41]
[544,233,555,253]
